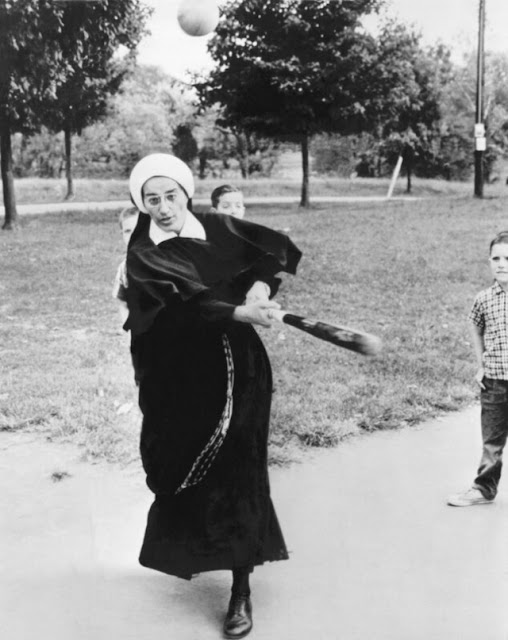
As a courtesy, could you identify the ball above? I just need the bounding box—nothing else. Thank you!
[177,0,220,37]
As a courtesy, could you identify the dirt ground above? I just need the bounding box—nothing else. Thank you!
[2,405,507,640]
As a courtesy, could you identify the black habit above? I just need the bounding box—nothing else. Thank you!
[125,211,301,579]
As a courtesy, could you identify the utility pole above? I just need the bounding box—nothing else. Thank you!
[474,0,486,197]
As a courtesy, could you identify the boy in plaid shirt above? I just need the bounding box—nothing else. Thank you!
[448,231,508,506]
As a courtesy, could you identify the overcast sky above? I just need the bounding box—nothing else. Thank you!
[137,0,508,82]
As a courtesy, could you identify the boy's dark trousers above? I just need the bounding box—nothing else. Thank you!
[474,377,508,499]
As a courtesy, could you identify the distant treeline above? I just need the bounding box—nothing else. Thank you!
[13,50,508,185]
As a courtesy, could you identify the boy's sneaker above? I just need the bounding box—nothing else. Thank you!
[447,487,494,507]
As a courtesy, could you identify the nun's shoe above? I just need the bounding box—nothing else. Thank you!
[223,593,253,639]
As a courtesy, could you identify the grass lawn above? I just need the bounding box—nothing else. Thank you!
[1,194,506,465]
[1,174,500,206]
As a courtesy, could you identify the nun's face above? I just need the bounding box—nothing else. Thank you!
[142,176,188,234]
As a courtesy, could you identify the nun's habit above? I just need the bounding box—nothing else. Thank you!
[125,155,301,579]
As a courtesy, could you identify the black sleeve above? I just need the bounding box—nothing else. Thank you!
[233,268,281,299]
[187,293,237,323]
[127,212,302,335]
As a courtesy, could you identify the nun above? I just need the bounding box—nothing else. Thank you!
[124,154,301,638]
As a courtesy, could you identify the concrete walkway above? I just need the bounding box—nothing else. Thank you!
[1,194,421,217]
[2,405,507,640]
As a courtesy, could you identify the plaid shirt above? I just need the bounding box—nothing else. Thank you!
[469,281,508,379]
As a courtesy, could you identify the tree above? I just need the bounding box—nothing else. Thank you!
[173,124,199,164]
[197,0,381,207]
[41,0,151,199]
[74,65,197,176]
[11,65,203,179]
[194,106,280,179]
[355,23,450,192]
[12,128,65,178]
[440,51,508,183]
[283,20,449,189]
[312,133,374,176]
[0,0,66,229]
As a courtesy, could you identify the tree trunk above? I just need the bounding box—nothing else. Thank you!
[237,131,249,179]
[300,132,310,208]
[403,144,414,194]
[64,126,75,201]
[198,150,207,180]
[406,163,412,194]
[1,125,18,230]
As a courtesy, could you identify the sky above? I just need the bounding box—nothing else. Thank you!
[137,0,508,82]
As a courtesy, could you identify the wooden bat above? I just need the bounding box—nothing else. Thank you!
[268,310,382,356]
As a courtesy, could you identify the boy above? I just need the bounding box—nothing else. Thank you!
[112,206,139,325]
[211,185,271,304]
[210,184,245,219]
[448,231,508,506]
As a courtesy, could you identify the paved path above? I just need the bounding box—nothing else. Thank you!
[1,195,421,217]
[2,405,507,640]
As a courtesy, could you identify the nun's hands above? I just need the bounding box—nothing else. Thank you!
[245,280,271,305]
[233,300,281,327]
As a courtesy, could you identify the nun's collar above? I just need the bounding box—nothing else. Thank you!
[149,212,206,245]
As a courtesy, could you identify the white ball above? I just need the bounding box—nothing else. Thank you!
[177,0,220,37]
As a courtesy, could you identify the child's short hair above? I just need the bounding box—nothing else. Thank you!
[211,184,242,209]
[490,231,508,253]
[118,206,139,229]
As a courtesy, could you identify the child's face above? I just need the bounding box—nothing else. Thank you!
[216,192,245,218]
[121,215,138,246]
[489,242,508,286]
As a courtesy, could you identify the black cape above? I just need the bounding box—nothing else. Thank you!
[125,211,301,336]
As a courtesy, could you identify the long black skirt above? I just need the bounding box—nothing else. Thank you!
[133,312,288,579]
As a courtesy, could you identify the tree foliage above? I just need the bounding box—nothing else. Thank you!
[356,22,450,191]
[197,0,381,206]
[64,65,192,177]
[12,65,202,179]
[43,0,150,135]
[194,105,280,179]
[0,0,66,228]
[359,23,447,134]
[313,25,454,190]
[0,0,64,134]
[42,0,151,198]
[12,63,281,181]
[440,50,508,183]
[0,0,150,227]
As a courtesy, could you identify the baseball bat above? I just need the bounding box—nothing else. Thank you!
[268,309,382,356]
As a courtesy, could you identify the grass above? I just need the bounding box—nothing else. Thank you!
[1,194,505,466]
[1,174,500,206]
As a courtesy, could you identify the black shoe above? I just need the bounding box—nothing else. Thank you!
[223,593,253,639]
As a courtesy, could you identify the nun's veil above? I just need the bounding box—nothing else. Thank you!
[129,154,195,213]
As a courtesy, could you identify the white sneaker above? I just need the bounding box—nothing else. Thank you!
[447,487,494,507]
